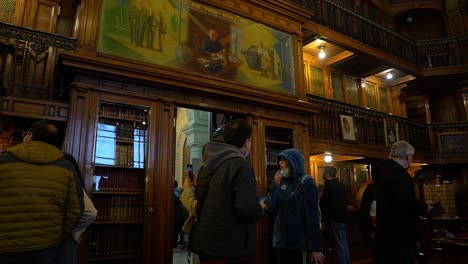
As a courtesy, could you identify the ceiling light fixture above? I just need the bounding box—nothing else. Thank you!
[386,71,393,79]
[318,46,326,59]
[324,153,333,163]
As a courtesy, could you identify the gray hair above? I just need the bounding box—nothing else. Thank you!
[389,140,414,159]
[324,166,337,177]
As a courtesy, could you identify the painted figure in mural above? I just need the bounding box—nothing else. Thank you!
[201,29,225,60]
[157,12,167,52]
[259,42,271,77]
[147,11,158,49]
[128,4,137,44]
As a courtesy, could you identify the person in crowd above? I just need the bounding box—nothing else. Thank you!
[267,148,324,264]
[190,119,265,264]
[360,176,377,246]
[373,140,433,264]
[59,154,97,264]
[0,120,83,264]
[319,166,350,264]
[174,180,186,248]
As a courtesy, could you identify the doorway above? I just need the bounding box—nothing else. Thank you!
[173,107,212,264]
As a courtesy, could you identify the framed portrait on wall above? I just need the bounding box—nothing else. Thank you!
[339,114,357,143]
[384,120,399,147]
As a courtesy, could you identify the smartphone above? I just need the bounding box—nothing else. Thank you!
[187,164,194,182]
[259,196,268,203]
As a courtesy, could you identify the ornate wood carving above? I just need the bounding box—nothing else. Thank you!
[1,96,69,121]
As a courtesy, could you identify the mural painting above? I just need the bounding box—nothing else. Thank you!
[98,0,296,94]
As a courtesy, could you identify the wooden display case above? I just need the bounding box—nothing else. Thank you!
[87,101,149,264]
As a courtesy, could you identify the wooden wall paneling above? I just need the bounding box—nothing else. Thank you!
[323,66,332,98]
[24,0,60,33]
[294,33,307,101]
[73,0,101,54]
[250,114,267,264]
[13,0,26,25]
[64,86,94,190]
[147,100,176,264]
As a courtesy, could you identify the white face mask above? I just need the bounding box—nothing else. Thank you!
[281,168,290,177]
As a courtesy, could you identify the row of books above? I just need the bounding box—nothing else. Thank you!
[99,103,147,120]
[93,170,145,192]
[98,118,148,140]
[93,195,145,222]
[87,225,143,257]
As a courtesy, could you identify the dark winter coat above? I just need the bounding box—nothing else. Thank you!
[320,178,347,224]
[190,141,263,261]
[267,148,321,252]
[373,159,427,244]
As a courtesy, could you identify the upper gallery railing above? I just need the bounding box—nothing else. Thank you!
[0,22,77,101]
[308,94,468,158]
[294,0,467,68]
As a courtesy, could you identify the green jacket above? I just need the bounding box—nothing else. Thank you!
[0,141,83,253]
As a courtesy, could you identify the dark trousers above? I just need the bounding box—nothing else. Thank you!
[0,246,59,264]
[276,248,304,264]
[374,242,415,264]
[199,255,250,264]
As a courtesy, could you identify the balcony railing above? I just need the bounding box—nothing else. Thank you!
[0,22,77,101]
[296,0,467,68]
[308,94,468,160]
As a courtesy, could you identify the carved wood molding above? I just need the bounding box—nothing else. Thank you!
[1,96,69,121]
[0,22,77,50]
[196,0,307,34]
[60,53,318,116]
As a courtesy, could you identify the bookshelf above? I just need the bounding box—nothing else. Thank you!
[264,125,294,264]
[87,101,148,264]
[265,126,294,191]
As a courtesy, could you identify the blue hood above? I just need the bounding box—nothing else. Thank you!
[276,148,305,179]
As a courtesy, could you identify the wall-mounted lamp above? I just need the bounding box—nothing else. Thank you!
[324,153,333,163]
[318,46,326,59]
[386,71,393,79]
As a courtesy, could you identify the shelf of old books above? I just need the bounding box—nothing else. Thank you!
[88,101,148,263]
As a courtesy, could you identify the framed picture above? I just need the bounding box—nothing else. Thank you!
[339,114,357,143]
[384,120,399,146]
[437,132,468,152]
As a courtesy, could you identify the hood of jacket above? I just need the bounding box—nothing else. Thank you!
[276,148,305,180]
[8,141,64,164]
[202,141,245,175]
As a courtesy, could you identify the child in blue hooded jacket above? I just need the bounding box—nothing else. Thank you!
[267,148,324,264]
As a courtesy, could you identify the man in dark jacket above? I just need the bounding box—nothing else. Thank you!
[320,166,350,264]
[190,119,264,264]
[0,120,83,264]
[373,140,431,264]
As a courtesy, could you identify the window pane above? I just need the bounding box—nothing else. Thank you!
[379,87,389,113]
[365,83,377,110]
[346,76,359,106]
[332,71,344,102]
[309,65,324,97]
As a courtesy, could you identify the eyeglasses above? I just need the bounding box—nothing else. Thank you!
[22,131,31,138]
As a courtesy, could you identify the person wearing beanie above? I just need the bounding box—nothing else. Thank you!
[189,119,265,264]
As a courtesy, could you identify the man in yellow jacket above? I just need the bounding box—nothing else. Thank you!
[0,120,83,264]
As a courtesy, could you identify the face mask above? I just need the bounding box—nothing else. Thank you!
[281,168,290,177]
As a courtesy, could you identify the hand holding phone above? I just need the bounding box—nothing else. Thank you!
[187,164,194,182]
